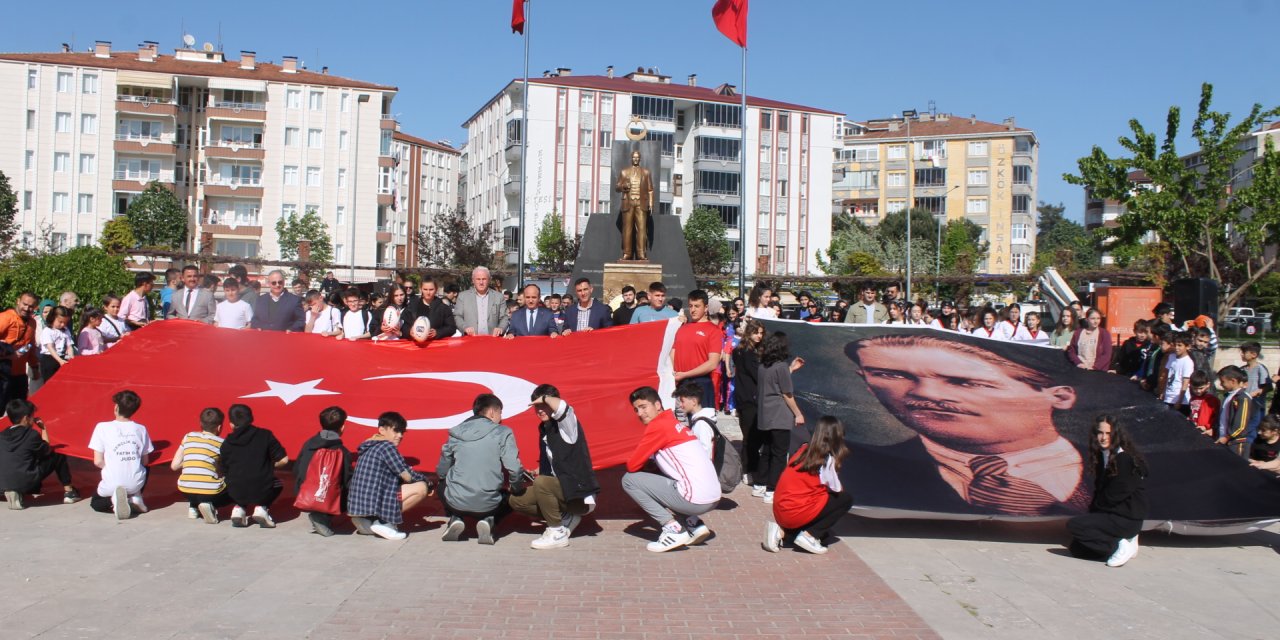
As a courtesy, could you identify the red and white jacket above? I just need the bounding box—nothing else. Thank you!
[626,410,721,505]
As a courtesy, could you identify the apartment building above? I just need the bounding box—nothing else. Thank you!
[462,67,842,276]
[0,40,406,280]
[834,113,1039,275]
[390,132,460,266]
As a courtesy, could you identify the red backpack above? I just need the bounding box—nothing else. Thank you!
[293,448,343,515]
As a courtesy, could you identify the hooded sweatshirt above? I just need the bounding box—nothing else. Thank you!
[436,415,522,513]
[0,425,49,493]
[220,423,287,505]
[293,430,353,494]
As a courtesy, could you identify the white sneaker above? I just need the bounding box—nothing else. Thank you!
[794,531,828,555]
[197,502,219,524]
[187,507,199,519]
[687,520,712,545]
[1128,535,1140,559]
[251,506,275,528]
[112,486,130,520]
[742,474,753,487]
[646,527,693,553]
[128,495,149,514]
[530,526,571,550]
[370,521,407,540]
[441,516,464,541]
[763,491,774,504]
[762,521,783,553]
[561,512,583,536]
[1106,536,1137,567]
[750,485,768,498]
[230,505,249,528]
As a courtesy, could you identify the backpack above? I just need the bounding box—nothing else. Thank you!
[692,415,743,494]
[293,447,343,515]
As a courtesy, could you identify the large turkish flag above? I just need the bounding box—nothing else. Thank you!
[28,319,679,471]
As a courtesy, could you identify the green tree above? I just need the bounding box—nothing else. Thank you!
[0,170,18,257]
[126,182,188,249]
[1065,83,1280,317]
[99,217,138,255]
[275,208,333,279]
[938,219,988,274]
[683,207,734,275]
[1033,201,1098,272]
[531,213,580,271]
[418,207,495,268]
[0,246,133,309]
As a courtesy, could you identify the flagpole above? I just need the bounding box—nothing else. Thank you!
[738,44,747,299]
[517,0,530,289]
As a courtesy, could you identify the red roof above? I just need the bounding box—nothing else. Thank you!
[848,117,1031,140]
[393,131,459,155]
[0,50,396,91]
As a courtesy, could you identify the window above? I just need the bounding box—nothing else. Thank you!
[695,170,740,195]
[23,191,32,210]
[1013,165,1032,184]
[1015,137,1034,155]
[81,114,98,135]
[887,145,906,160]
[337,169,347,189]
[285,127,299,146]
[777,113,790,131]
[1013,195,1031,213]
[116,119,163,140]
[915,167,946,187]
[308,129,323,148]
[966,198,988,214]
[283,166,299,186]
[1012,222,1029,242]
[79,154,95,174]
[886,171,906,188]
[53,153,70,173]
[306,166,321,187]
[336,206,345,225]
[778,180,789,198]
[968,141,988,157]
[695,103,742,128]
[632,96,675,122]
[56,71,72,92]
[76,233,92,247]
[77,194,94,214]
[599,130,612,149]
[339,130,349,150]
[579,91,594,112]
[695,137,740,161]
[82,74,98,94]
[774,246,786,264]
[844,145,879,163]
[217,125,262,146]
[340,93,350,112]
[51,233,67,252]
[968,169,988,186]
[915,139,947,160]
[25,151,34,170]
[309,91,323,110]
[287,89,301,109]
[334,244,345,262]
[841,169,879,189]
[779,147,789,164]
[52,192,69,213]
[55,112,72,133]
[886,200,907,213]
[914,196,946,214]
[761,112,773,130]
[282,203,298,218]
[215,239,259,259]
[25,110,36,130]
[578,128,594,147]
[1011,253,1030,274]
[116,158,160,180]
[27,69,37,89]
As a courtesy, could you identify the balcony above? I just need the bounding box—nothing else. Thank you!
[206,101,267,121]
[505,141,522,162]
[202,210,262,235]
[204,177,264,198]
[112,170,174,192]
[377,193,395,206]
[504,179,520,197]
[380,115,398,130]
[114,134,176,156]
[116,96,178,117]
[204,139,266,160]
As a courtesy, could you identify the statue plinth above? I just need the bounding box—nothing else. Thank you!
[602,262,664,307]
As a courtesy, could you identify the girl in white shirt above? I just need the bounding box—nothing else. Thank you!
[1016,311,1051,345]
[39,305,75,380]
[971,308,1008,340]
[99,295,128,348]
[744,284,777,319]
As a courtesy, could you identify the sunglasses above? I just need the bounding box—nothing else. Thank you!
[268,280,284,285]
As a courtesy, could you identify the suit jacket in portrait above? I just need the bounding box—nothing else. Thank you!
[506,307,559,337]
[167,287,217,324]
[562,299,613,332]
[843,302,890,325]
[453,288,510,335]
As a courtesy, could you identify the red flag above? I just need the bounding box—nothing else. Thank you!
[29,319,679,472]
[712,0,748,47]
[512,0,525,34]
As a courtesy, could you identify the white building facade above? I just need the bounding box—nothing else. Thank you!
[463,68,842,276]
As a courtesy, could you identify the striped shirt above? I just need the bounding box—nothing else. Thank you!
[176,431,226,495]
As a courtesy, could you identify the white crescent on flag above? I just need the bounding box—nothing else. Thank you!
[346,371,539,430]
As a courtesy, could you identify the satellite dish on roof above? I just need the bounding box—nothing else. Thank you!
[202,42,215,52]
[182,34,196,48]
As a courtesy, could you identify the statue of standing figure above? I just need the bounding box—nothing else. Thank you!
[616,150,654,261]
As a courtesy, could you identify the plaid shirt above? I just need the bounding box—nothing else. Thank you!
[347,439,424,524]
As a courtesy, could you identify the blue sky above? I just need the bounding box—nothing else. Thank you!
[7,0,1277,221]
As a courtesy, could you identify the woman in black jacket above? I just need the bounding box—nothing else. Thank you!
[1066,415,1149,567]
[732,319,766,493]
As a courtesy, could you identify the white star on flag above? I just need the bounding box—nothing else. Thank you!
[240,379,340,406]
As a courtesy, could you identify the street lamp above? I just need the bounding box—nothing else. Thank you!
[902,109,917,302]
[350,93,371,282]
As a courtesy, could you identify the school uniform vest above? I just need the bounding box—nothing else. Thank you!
[539,419,600,502]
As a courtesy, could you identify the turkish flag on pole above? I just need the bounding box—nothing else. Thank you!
[512,0,526,34]
[712,0,748,47]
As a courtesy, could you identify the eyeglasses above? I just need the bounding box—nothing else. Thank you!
[268,280,284,285]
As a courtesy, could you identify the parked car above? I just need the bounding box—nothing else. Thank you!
[1224,307,1272,331]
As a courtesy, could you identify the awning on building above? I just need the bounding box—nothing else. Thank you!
[115,70,172,89]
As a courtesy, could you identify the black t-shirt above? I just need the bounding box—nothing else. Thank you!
[1250,438,1280,463]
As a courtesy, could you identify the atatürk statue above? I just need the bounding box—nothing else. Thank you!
[615,150,654,261]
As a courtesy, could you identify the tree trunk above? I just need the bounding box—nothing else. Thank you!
[1219,255,1279,319]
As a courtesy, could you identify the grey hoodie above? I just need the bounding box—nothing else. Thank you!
[437,415,523,513]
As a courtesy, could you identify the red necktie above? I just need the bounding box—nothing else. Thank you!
[967,455,1058,516]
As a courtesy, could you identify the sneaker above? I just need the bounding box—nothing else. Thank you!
[646,527,693,553]
[763,491,774,504]
[370,521,407,541]
[5,491,24,510]
[794,531,828,555]
[1128,535,1140,559]
[197,502,219,525]
[530,526,570,550]
[128,495,149,514]
[62,489,80,504]
[685,517,712,545]
[750,485,768,498]
[476,516,496,545]
[187,506,200,519]
[230,505,249,528]
[441,516,464,541]
[561,512,583,536]
[113,487,130,520]
[762,521,783,553]
[1106,536,1137,567]
[251,506,275,528]
[308,512,334,537]
[742,474,753,487]
[351,516,376,536]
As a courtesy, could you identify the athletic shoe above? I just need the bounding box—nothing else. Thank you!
[750,485,768,498]
[198,502,219,525]
[62,489,80,504]
[1128,535,1140,559]
[251,506,275,528]
[308,512,334,537]
[763,491,774,504]
[441,516,464,541]
[370,521,407,541]
[646,527,693,553]
[742,474,753,486]
[113,486,130,520]
[230,505,249,528]
[794,531,828,555]
[351,516,376,536]
[128,495,149,514]
[5,491,24,510]
[187,507,200,519]
[476,516,496,545]
[762,521,783,553]
[1106,537,1137,567]
[530,526,570,550]
[561,512,583,536]
[685,517,712,545]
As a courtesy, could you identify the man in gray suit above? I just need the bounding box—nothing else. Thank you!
[167,265,216,324]
[843,282,889,325]
[453,266,509,337]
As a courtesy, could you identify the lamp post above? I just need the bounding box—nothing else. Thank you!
[901,109,917,302]
[350,93,371,283]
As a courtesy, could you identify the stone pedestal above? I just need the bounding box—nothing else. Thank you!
[602,262,664,307]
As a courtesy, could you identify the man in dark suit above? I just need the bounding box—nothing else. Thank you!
[167,265,217,323]
[251,270,306,332]
[505,284,560,339]
[401,277,457,340]
[561,278,613,336]
[845,334,1087,516]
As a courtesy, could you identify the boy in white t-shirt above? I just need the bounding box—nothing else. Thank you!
[1161,333,1195,413]
[88,390,155,520]
[339,289,372,341]
[305,291,342,337]
[214,277,254,330]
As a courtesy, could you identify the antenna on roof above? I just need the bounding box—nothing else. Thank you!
[182,34,196,48]
[217,21,222,52]
[202,42,214,52]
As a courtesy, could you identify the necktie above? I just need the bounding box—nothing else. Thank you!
[527,310,534,332]
[967,455,1058,516]
[185,289,193,317]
